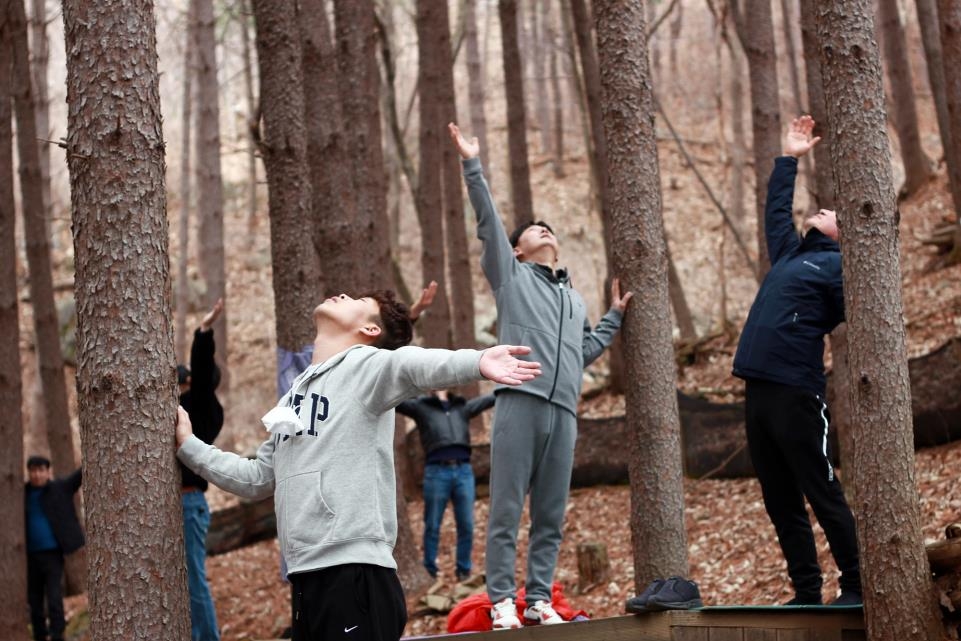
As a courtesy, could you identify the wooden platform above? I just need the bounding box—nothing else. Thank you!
[400,608,866,641]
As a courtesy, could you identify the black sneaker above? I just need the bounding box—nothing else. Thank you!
[830,591,863,606]
[646,576,704,610]
[784,595,822,606]
[625,578,666,614]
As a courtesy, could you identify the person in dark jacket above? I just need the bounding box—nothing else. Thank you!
[397,391,495,581]
[24,455,83,641]
[178,298,225,641]
[732,115,861,607]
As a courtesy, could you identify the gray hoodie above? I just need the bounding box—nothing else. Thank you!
[177,344,483,575]
[462,157,622,415]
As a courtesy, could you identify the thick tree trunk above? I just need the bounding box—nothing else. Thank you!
[595,0,688,590]
[193,0,228,387]
[252,0,318,352]
[917,0,961,218]
[463,0,490,169]
[0,9,29,636]
[877,0,933,196]
[301,0,360,295]
[11,0,73,475]
[799,0,835,209]
[939,0,961,223]
[176,3,194,364]
[734,0,781,278]
[27,0,50,236]
[415,0,453,349]
[61,1,191,638]
[498,0,534,227]
[333,0,391,291]
[817,1,943,638]
[239,0,259,235]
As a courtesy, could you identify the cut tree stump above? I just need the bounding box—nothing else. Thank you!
[576,542,610,593]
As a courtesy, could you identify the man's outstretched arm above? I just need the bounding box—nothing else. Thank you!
[583,278,632,366]
[766,116,821,264]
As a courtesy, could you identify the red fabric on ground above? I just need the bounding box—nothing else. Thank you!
[446,583,589,632]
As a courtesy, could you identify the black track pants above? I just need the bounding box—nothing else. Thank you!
[290,564,407,641]
[745,379,861,600]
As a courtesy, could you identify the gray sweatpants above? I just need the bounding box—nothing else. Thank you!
[485,390,577,603]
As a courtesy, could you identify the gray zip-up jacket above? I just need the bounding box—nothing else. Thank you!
[178,344,483,575]
[462,157,622,415]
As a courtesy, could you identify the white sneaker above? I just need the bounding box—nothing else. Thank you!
[523,599,565,625]
[490,598,522,630]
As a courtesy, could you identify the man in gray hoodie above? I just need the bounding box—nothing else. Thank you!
[175,290,541,641]
[449,123,633,628]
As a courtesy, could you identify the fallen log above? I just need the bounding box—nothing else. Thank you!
[206,497,275,557]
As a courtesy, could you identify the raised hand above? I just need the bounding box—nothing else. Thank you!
[783,115,821,159]
[479,345,542,386]
[200,298,224,332]
[409,281,438,321]
[611,277,634,313]
[448,122,480,159]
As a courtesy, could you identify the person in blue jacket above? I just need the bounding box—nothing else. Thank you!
[732,115,861,607]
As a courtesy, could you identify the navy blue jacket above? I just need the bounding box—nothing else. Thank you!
[179,328,224,491]
[732,156,845,396]
[24,469,84,554]
[396,394,495,457]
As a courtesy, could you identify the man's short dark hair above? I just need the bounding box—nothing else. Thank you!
[361,290,413,351]
[27,455,50,469]
[509,220,554,247]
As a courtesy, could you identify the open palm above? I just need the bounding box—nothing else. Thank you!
[783,115,821,158]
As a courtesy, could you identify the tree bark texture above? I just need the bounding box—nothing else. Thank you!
[799,0,835,209]
[531,0,551,154]
[28,0,50,232]
[548,11,564,178]
[333,0,391,291]
[239,0,259,234]
[723,22,748,227]
[498,0,534,228]
[939,0,961,221]
[915,0,959,217]
[594,0,689,589]
[734,0,781,278]
[301,0,361,296]
[251,0,319,352]
[12,0,74,473]
[876,0,933,195]
[0,7,29,636]
[415,0,454,349]
[61,0,191,638]
[176,2,194,364]
[193,0,228,382]
[817,1,943,638]
[463,0,491,168]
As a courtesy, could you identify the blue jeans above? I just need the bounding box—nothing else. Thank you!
[422,462,475,577]
[183,491,220,641]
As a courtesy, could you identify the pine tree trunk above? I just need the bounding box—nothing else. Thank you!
[415,0,453,349]
[817,1,942,638]
[723,23,748,228]
[61,1,191,638]
[0,9,29,636]
[548,8,564,178]
[193,0,229,387]
[11,0,73,475]
[938,0,961,223]
[176,3,194,364]
[333,0,391,291]
[463,0,491,169]
[734,0,781,278]
[799,0,835,209]
[647,0,661,84]
[531,0,551,154]
[668,0,683,78]
[498,0,534,227]
[251,0,318,352]
[301,0,360,295]
[27,0,50,240]
[595,0,688,589]
[877,0,933,195]
[239,0,259,235]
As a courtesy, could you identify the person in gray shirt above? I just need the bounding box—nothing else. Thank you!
[449,123,633,628]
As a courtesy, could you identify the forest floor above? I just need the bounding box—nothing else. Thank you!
[52,87,961,638]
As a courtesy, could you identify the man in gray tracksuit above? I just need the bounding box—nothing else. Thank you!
[449,123,633,628]
[175,290,541,641]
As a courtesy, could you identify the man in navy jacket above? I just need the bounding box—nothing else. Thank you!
[732,115,861,606]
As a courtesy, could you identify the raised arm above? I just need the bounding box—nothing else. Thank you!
[767,116,821,264]
[449,123,517,291]
[583,278,631,366]
[188,298,223,400]
[175,407,276,501]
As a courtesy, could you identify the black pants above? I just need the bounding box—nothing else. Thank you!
[27,550,65,641]
[745,379,861,600]
[290,564,406,641]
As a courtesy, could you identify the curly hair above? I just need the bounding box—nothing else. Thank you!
[361,290,414,351]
